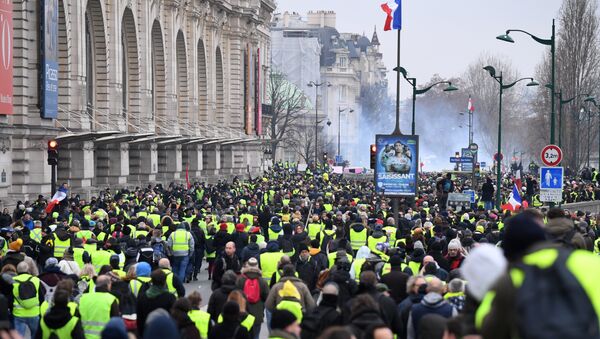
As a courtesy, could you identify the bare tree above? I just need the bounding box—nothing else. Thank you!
[533,0,600,170]
[285,122,331,164]
[267,70,308,159]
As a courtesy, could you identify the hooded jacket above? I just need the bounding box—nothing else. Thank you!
[407,292,456,339]
[545,217,586,250]
[136,285,177,336]
[241,242,261,263]
[34,305,85,339]
[265,276,315,313]
[236,266,270,324]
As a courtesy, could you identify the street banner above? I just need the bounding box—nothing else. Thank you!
[0,0,13,115]
[375,134,419,196]
[40,0,59,119]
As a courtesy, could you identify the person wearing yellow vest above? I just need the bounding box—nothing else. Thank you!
[268,217,283,242]
[78,275,120,339]
[349,222,368,252]
[136,269,177,337]
[350,246,371,282]
[187,291,213,339]
[265,264,316,320]
[475,212,600,338]
[38,281,85,339]
[259,241,285,282]
[268,309,302,339]
[13,262,44,337]
[367,224,387,253]
[52,226,72,259]
[307,215,323,240]
[380,254,410,304]
[167,222,195,283]
[216,290,257,337]
[30,220,44,243]
[157,258,186,297]
[209,301,252,338]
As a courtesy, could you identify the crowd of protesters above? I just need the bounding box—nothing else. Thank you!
[0,162,598,339]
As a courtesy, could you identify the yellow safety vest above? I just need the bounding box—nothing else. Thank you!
[367,235,387,252]
[382,226,397,243]
[268,227,282,241]
[39,316,79,339]
[73,247,86,268]
[189,309,211,338]
[130,277,151,297]
[259,252,285,279]
[53,234,71,258]
[349,228,367,250]
[307,223,323,240]
[31,228,43,243]
[161,269,177,295]
[353,258,366,282]
[217,313,256,331]
[79,292,117,339]
[91,250,112,273]
[328,252,354,268]
[13,274,41,317]
[276,298,303,322]
[76,230,94,240]
[40,301,78,316]
[171,230,191,252]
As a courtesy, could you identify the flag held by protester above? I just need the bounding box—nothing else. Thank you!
[45,186,68,213]
[502,184,528,211]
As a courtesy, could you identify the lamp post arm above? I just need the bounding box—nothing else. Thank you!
[415,81,451,95]
[506,29,553,46]
[502,77,534,90]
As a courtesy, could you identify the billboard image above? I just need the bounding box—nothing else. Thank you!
[0,0,13,115]
[40,0,59,119]
[375,134,419,196]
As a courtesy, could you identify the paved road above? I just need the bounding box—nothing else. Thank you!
[183,263,270,339]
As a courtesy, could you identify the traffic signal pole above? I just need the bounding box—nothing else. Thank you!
[51,164,56,197]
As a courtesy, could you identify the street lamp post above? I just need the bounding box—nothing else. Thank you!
[556,91,593,148]
[497,19,556,144]
[395,67,458,135]
[484,65,539,209]
[307,81,331,165]
[337,106,354,163]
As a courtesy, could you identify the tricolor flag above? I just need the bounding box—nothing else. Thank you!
[468,96,475,113]
[45,186,68,213]
[501,184,529,211]
[381,0,402,31]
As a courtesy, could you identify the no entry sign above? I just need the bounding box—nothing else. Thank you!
[541,145,562,167]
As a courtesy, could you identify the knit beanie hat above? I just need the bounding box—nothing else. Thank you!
[136,262,151,277]
[9,239,22,251]
[502,213,546,261]
[461,244,507,301]
[447,238,462,250]
[271,309,297,329]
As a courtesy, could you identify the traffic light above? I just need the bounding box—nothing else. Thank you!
[47,139,58,166]
[370,144,376,169]
[323,152,328,161]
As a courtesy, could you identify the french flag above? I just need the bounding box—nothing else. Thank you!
[45,186,68,213]
[502,184,528,211]
[381,0,402,31]
[468,96,475,113]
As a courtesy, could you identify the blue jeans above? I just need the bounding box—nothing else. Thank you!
[15,316,39,337]
[484,201,493,211]
[172,255,190,283]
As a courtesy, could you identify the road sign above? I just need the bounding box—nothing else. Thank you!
[463,189,476,203]
[541,144,562,167]
[335,155,343,164]
[461,148,475,172]
[450,157,473,163]
[469,143,479,151]
[480,162,487,168]
[447,192,472,211]
[540,166,563,202]
[493,153,503,162]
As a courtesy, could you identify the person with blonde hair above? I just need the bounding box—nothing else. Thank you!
[79,263,96,293]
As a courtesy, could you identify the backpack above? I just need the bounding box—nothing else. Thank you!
[242,275,261,304]
[152,241,168,262]
[16,276,39,309]
[301,307,339,339]
[515,249,600,339]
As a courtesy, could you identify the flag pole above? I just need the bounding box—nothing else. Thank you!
[393,29,402,136]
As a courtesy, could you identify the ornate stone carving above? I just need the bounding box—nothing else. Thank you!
[0,138,9,154]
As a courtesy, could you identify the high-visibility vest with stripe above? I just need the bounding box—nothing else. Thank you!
[83,243,97,255]
[171,230,191,252]
[259,252,285,279]
[73,247,86,268]
[31,228,43,243]
[148,214,161,227]
[319,230,337,248]
[53,234,71,258]
[189,309,211,338]
[39,315,78,339]
[349,228,367,250]
[276,298,303,322]
[382,226,397,244]
[218,313,255,332]
[13,274,41,317]
[328,252,354,268]
[129,277,151,297]
[76,230,94,240]
[79,292,117,339]
[81,276,95,293]
[408,261,421,276]
[381,262,409,276]
[161,269,177,295]
[40,301,78,316]
[367,235,387,252]
[307,223,323,240]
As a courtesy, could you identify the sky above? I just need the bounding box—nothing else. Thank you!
[275,0,564,97]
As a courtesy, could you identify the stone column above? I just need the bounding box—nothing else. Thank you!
[129,143,158,184]
[95,142,130,186]
[202,144,221,178]
[57,141,95,193]
[183,144,203,180]
[220,144,235,175]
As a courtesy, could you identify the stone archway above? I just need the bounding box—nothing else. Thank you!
[197,39,208,123]
[215,46,224,125]
[151,20,166,133]
[85,0,109,129]
[121,8,140,132]
[176,30,189,128]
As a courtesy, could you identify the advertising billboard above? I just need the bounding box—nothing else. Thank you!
[0,0,13,115]
[375,134,419,196]
[40,0,59,119]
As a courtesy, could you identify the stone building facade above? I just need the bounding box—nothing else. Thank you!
[0,0,275,205]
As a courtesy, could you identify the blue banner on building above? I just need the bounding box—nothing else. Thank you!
[375,134,419,196]
[40,0,59,119]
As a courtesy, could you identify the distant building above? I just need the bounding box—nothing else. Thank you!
[270,10,387,164]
